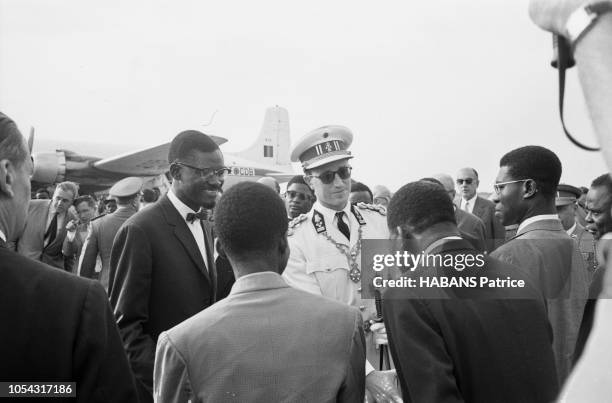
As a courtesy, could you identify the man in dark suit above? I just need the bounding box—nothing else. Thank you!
[456,167,505,251]
[432,173,487,251]
[491,146,589,384]
[383,181,559,403]
[17,181,78,269]
[155,182,366,402]
[79,176,143,291]
[109,130,225,403]
[0,111,137,402]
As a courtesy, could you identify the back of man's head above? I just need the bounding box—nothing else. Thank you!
[0,113,28,169]
[214,182,288,271]
[500,146,562,199]
[591,173,612,194]
[387,181,456,234]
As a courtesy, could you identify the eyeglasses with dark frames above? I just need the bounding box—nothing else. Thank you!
[310,166,352,185]
[493,179,532,194]
[173,161,231,179]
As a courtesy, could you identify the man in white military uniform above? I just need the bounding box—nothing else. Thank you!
[283,125,402,402]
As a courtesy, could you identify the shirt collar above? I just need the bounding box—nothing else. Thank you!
[313,200,352,223]
[566,222,577,236]
[0,228,6,243]
[167,189,197,224]
[517,214,560,234]
[462,194,477,206]
[230,271,288,295]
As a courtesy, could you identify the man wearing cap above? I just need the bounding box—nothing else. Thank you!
[78,177,143,291]
[109,131,223,403]
[104,195,118,214]
[283,125,401,402]
[557,183,597,279]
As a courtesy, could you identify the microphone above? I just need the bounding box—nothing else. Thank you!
[551,34,575,69]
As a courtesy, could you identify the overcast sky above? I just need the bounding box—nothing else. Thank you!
[0,0,606,192]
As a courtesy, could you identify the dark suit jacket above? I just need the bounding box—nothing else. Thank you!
[491,219,589,384]
[17,200,76,269]
[79,205,138,291]
[0,243,138,403]
[470,196,505,252]
[383,239,559,403]
[109,195,216,403]
[455,208,486,252]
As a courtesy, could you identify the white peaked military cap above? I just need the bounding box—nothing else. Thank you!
[290,125,354,170]
[109,177,144,197]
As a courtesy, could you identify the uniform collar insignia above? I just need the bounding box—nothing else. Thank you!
[312,210,327,234]
[351,204,366,226]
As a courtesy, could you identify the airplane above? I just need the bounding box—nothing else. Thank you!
[30,106,295,195]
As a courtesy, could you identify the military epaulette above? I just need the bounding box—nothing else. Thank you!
[287,214,308,236]
[356,202,386,216]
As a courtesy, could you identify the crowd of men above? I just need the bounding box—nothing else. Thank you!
[1,0,612,401]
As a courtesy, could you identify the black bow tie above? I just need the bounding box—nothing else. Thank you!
[186,208,208,223]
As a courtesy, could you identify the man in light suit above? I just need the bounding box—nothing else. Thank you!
[17,181,78,269]
[0,111,138,402]
[456,167,505,252]
[79,177,143,291]
[109,130,223,403]
[154,182,366,402]
[491,146,589,384]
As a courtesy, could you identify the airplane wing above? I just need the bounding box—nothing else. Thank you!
[92,135,228,175]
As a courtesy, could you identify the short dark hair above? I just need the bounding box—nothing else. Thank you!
[168,130,219,163]
[387,181,456,233]
[0,112,28,168]
[73,195,96,209]
[141,188,157,203]
[214,182,288,257]
[499,146,562,198]
[287,175,312,192]
[351,182,373,200]
[591,173,612,196]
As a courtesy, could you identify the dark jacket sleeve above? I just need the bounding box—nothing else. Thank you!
[109,223,155,401]
[338,311,366,403]
[73,280,139,403]
[79,223,100,279]
[383,295,464,403]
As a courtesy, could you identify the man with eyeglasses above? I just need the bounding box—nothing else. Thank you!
[285,175,315,219]
[455,167,505,252]
[109,130,225,403]
[283,126,402,402]
[490,145,589,384]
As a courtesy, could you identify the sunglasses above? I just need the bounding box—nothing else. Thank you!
[310,166,352,184]
[456,178,474,185]
[285,191,311,201]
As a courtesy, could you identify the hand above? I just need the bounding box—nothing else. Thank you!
[370,322,388,347]
[365,370,403,403]
[528,0,588,35]
[65,220,78,232]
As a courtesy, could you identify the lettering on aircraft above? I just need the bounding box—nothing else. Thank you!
[229,167,256,177]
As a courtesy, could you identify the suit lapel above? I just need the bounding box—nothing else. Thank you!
[160,196,212,284]
[472,197,484,217]
[201,221,217,300]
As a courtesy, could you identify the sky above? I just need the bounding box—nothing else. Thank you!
[0,0,606,192]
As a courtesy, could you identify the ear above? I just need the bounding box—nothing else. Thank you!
[303,174,314,190]
[523,179,538,198]
[0,159,15,198]
[169,163,182,181]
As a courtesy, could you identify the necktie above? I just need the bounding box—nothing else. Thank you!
[186,208,208,223]
[464,201,470,213]
[336,212,350,241]
[44,213,58,245]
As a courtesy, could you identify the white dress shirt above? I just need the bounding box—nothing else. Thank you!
[167,190,208,272]
[566,222,577,236]
[0,228,6,243]
[461,194,477,214]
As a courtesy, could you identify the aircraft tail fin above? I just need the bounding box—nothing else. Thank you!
[233,106,291,168]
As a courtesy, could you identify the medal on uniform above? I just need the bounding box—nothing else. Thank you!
[349,262,361,282]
